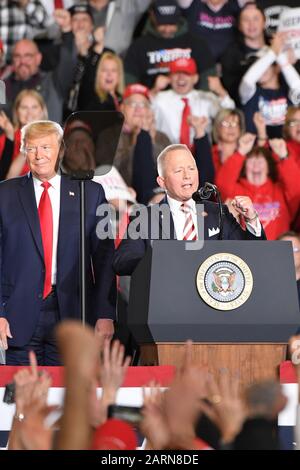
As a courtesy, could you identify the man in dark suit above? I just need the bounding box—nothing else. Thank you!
[113,143,266,275]
[0,120,116,365]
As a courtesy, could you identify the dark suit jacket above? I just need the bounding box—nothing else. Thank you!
[0,174,116,347]
[113,198,266,275]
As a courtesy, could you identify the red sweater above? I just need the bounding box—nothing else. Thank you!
[0,129,29,175]
[287,140,300,166]
[216,151,300,240]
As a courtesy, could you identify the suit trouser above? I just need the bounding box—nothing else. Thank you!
[6,288,62,366]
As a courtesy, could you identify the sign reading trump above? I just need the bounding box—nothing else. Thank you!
[278,7,300,59]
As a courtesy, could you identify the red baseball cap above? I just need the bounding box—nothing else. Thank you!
[123,83,150,102]
[169,57,197,75]
[91,419,137,450]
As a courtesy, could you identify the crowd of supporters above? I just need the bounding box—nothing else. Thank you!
[1,0,300,451]
[1,0,300,241]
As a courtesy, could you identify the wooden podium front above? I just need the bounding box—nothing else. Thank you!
[140,343,287,387]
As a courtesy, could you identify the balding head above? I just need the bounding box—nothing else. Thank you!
[12,39,42,81]
[156,144,199,202]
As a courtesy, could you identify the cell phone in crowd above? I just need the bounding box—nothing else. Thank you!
[3,382,15,405]
[108,404,143,426]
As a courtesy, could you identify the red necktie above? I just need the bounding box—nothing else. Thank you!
[54,0,63,9]
[181,203,197,241]
[180,97,191,147]
[38,182,53,299]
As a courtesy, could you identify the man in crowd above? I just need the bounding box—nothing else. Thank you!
[152,57,235,146]
[0,120,116,365]
[124,0,215,93]
[4,35,76,122]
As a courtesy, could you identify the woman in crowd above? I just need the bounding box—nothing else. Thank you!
[85,51,124,112]
[212,108,245,175]
[216,134,300,239]
[283,106,300,166]
[3,89,48,179]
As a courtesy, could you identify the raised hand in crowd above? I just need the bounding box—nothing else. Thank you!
[269,138,289,159]
[270,31,285,56]
[98,339,131,421]
[151,74,171,96]
[237,132,256,156]
[93,27,105,55]
[0,111,14,141]
[199,369,246,446]
[162,341,210,449]
[8,351,55,450]
[140,381,170,450]
[53,8,72,33]
[55,321,102,450]
[253,112,267,145]
[188,115,209,139]
[139,107,156,140]
[88,338,131,429]
[74,29,93,57]
[208,76,228,99]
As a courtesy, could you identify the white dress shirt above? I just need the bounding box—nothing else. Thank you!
[167,195,262,238]
[152,89,235,144]
[33,174,61,285]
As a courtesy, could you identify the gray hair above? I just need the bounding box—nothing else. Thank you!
[20,120,64,153]
[157,143,192,177]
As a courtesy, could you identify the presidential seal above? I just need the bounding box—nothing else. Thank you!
[196,253,253,310]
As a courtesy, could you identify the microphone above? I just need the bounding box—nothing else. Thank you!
[192,182,224,240]
[192,182,217,201]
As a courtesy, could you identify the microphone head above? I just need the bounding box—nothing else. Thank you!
[91,418,138,450]
[192,190,201,201]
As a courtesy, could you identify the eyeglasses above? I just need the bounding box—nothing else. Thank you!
[25,145,53,155]
[126,101,149,109]
[220,120,240,128]
[287,120,300,127]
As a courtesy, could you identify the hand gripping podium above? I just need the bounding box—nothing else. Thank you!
[128,240,300,385]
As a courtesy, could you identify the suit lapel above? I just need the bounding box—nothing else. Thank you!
[18,174,44,260]
[158,196,176,240]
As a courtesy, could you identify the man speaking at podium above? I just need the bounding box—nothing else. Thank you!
[0,120,116,365]
[113,144,266,276]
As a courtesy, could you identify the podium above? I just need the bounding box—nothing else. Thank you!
[128,240,300,386]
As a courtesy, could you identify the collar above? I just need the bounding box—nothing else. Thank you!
[33,173,61,191]
[167,195,196,214]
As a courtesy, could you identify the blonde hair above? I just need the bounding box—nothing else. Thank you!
[20,120,64,153]
[12,89,48,128]
[157,143,192,177]
[95,52,124,102]
[212,108,245,143]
